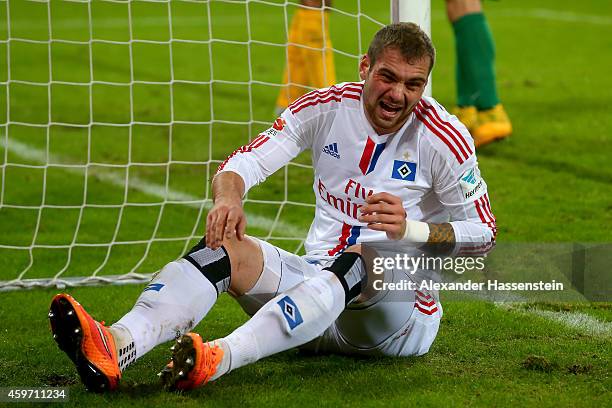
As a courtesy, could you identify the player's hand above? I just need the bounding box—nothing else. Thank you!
[206,198,246,249]
[358,192,407,240]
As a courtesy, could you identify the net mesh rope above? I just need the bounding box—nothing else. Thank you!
[0,0,389,291]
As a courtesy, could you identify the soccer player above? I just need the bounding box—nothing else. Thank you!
[274,0,336,115]
[446,0,512,147]
[48,23,496,392]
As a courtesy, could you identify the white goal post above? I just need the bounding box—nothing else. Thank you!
[0,0,430,291]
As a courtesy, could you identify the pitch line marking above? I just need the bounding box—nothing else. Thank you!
[528,309,612,338]
[497,303,611,338]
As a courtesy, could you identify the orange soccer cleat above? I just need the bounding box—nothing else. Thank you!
[49,294,121,392]
[159,333,224,391]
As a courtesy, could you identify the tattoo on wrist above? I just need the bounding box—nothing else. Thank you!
[420,223,455,255]
[427,223,455,244]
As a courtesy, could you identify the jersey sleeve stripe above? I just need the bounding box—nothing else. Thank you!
[290,84,362,109]
[292,95,343,114]
[247,134,269,149]
[419,99,473,156]
[475,196,497,240]
[414,106,465,164]
[417,101,470,161]
[456,241,496,255]
[480,195,496,227]
[289,82,363,110]
[482,194,495,222]
[291,91,362,114]
[481,194,497,239]
[216,136,271,173]
[289,83,363,114]
[249,136,270,149]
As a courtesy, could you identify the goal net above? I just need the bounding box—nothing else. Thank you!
[0,0,428,291]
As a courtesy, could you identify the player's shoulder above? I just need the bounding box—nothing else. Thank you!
[413,96,477,168]
[287,81,363,120]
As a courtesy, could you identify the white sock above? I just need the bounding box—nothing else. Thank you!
[108,325,136,372]
[208,339,232,381]
[217,270,346,376]
[111,259,219,367]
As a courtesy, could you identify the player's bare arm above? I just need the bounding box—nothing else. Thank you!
[207,171,247,249]
[358,192,456,244]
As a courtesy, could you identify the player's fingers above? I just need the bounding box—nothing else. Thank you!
[206,211,217,247]
[359,203,381,214]
[224,208,241,240]
[364,193,382,204]
[359,213,401,224]
[365,192,401,205]
[212,208,228,248]
[360,202,397,215]
[365,222,392,232]
[236,214,247,241]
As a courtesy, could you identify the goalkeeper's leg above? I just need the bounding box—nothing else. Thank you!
[275,9,309,113]
[301,7,336,89]
[275,7,335,114]
[447,0,511,146]
[161,248,367,390]
[49,235,265,391]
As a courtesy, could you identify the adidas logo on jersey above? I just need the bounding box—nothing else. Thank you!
[323,142,340,159]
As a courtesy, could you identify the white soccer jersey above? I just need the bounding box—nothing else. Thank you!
[217,82,496,260]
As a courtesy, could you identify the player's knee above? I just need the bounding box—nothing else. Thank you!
[223,236,265,296]
[181,234,263,296]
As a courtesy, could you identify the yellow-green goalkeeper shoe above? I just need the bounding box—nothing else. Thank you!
[472,104,512,148]
[451,105,478,131]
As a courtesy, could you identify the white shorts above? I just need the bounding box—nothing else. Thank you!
[236,238,442,357]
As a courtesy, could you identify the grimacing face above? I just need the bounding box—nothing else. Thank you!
[359,47,430,135]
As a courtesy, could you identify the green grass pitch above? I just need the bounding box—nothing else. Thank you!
[1,0,611,406]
